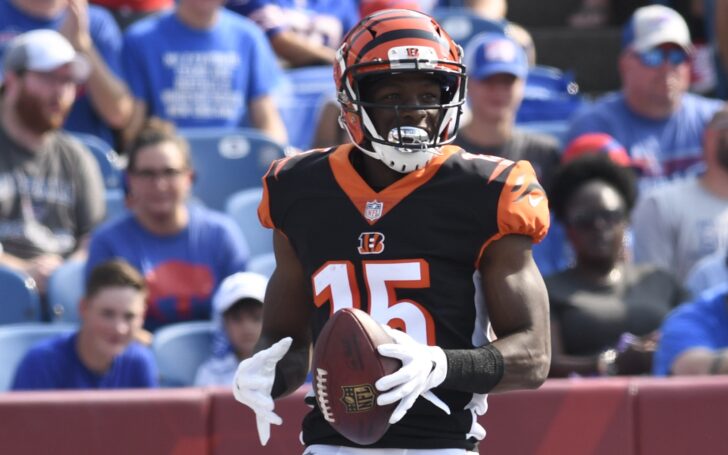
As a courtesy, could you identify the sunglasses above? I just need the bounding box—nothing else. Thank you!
[637,48,689,68]
[567,208,626,230]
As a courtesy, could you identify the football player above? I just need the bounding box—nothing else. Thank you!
[233,9,551,454]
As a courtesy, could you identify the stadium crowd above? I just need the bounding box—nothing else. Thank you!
[1,0,728,396]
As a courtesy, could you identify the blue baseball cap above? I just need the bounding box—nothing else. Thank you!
[463,32,528,81]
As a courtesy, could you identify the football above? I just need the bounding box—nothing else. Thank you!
[311,308,402,445]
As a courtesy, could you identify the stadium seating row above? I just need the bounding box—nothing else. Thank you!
[1,377,727,454]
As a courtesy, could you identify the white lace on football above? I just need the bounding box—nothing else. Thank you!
[315,368,335,423]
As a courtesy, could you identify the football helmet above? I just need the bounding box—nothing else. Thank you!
[334,9,467,173]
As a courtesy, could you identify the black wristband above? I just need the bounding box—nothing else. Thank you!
[441,344,505,394]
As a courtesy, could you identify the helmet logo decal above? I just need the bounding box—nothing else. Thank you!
[388,46,438,70]
[364,200,384,221]
[357,232,385,255]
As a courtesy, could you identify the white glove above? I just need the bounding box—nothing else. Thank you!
[232,337,292,445]
[375,326,450,424]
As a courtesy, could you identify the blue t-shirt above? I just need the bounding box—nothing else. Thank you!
[86,205,249,331]
[12,332,157,390]
[0,0,124,146]
[653,285,728,376]
[565,92,724,187]
[226,0,358,49]
[122,9,281,129]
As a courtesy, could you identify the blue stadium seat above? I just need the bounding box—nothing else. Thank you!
[0,322,76,391]
[225,187,272,258]
[152,321,216,387]
[431,8,506,48]
[47,259,86,324]
[276,65,336,151]
[180,128,287,211]
[247,252,276,279]
[70,132,124,190]
[0,266,42,324]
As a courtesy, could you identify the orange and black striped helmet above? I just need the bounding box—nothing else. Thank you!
[334,9,467,156]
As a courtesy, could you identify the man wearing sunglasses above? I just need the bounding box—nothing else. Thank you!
[566,4,725,189]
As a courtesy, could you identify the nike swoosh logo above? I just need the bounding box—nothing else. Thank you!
[528,194,544,207]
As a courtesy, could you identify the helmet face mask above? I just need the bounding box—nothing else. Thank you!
[334,9,467,173]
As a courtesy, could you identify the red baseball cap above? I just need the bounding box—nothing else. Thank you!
[562,133,633,167]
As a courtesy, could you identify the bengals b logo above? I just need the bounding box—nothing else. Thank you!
[358,232,385,255]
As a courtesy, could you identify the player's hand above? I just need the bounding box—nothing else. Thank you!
[232,337,292,445]
[375,326,450,424]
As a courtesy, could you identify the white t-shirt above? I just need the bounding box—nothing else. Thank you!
[632,177,728,283]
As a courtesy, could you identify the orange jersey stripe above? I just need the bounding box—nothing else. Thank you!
[329,145,461,225]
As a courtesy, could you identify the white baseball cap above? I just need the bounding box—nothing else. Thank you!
[213,272,268,315]
[2,29,91,82]
[622,5,691,53]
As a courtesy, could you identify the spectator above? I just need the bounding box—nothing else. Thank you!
[654,284,728,375]
[194,271,266,386]
[452,32,561,275]
[456,32,560,191]
[86,118,249,331]
[225,0,359,68]
[565,4,725,188]
[121,0,287,146]
[546,153,685,377]
[0,29,106,294]
[11,259,157,390]
[537,132,636,276]
[632,109,728,283]
[89,0,173,30]
[0,0,135,148]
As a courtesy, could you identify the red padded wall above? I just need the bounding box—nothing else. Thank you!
[0,388,209,455]
[208,386,311,455]
[634,377,728,455]
[481,378,635,455]
[2,378,728,455]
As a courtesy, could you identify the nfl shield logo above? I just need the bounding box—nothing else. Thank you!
[364,200,384,221]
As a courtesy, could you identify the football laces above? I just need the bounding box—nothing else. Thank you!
[315,368,335,423]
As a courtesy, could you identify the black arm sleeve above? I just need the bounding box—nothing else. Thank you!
[441,344,505,394]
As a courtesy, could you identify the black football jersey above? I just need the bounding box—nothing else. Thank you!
[259,144,549,450]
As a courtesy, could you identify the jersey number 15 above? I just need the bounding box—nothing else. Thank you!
[312,260,436,345]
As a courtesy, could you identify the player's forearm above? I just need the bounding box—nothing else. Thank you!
[489,329,551,392]
[440,329,550,394]
[269,340,310,398]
